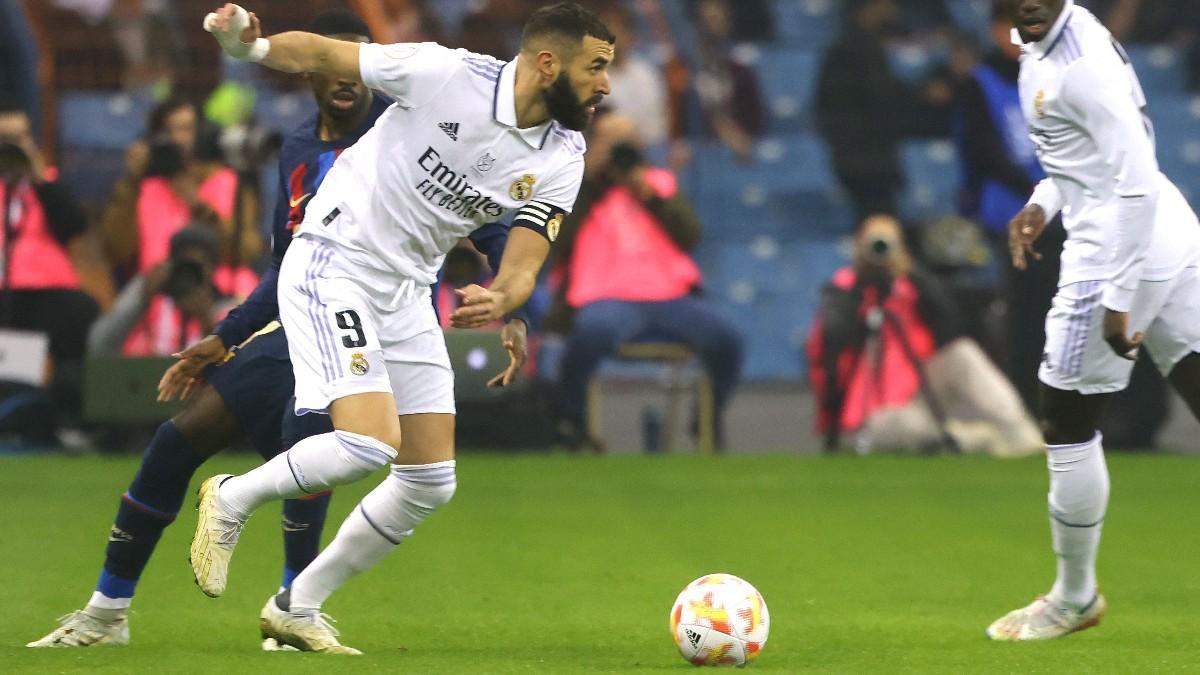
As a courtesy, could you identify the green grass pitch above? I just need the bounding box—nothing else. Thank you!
[3,452,1199,673]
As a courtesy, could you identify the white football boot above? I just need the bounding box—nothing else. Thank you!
[26,610,129,647]
[986,593,1106,641]
[189,474,244,597]
[259,595,362,655]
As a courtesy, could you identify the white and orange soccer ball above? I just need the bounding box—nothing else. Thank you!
[669,573,770,667]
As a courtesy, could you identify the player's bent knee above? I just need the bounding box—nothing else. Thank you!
[1039,418,1092,447]
[359,462,457,544]
[333,430,397,472]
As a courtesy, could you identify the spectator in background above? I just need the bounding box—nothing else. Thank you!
[955,2,1058,408]
[689,0,766,162]
[88,227,235,356]
[691,0,774,43]
[0,0,40,137]
[596,4,670,149]
[807,214,1040,456]
[55,0,184,90]
[100,96,260,287]
[816,0,951,221]
[0,129,99,429]
[547,112,743,450]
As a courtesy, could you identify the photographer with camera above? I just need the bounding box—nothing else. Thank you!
[547,111,743,450]
[0,100,102,436]
[807,214,1040,456]
[100,96,260,286]
[88,227,234,356]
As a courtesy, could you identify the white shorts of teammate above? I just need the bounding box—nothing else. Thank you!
[278,235,455,416]
[1039,266,1200,395]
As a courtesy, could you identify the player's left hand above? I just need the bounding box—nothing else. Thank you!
[450,284,506,329]
[157,334,228,401]
[1102,308,1143,360]
[488,319,528,387]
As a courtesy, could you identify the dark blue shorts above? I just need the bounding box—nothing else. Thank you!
[206,324,332,459]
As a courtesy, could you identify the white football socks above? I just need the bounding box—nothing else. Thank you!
[1046,431,1108,609]
[219,430,396,521]
[289,461,457,614]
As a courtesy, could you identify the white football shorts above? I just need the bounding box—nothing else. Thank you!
[1039,266,1200,394]
[278,235,454,416]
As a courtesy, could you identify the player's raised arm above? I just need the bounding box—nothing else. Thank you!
[204,3,360,80]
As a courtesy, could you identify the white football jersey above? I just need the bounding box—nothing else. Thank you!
[296,42,586,287]
[1015,1,1200,310]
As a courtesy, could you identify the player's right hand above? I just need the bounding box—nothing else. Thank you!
[157,334,228,402]
[1008,204,1047,270]
[203,4,263,60]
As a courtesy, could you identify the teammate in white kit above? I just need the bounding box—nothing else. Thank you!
[192,2,612,653]
[988,0,1200,640]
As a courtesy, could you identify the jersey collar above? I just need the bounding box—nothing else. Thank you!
[493,55,554,150]
[1010,0,1074,60]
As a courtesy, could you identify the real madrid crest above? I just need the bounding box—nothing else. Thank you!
[1034,89,1045,118]
[509,173,536,201]
[349,352,369,376]
[546,212,563,242]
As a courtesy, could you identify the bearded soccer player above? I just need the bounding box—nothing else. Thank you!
[28,8,528,649]
[190,2,610,654]
[988,0,1200,640]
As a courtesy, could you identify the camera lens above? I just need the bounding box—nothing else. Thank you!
[870,237,890,256]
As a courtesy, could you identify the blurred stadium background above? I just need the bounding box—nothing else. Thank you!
[4,1,1200,671]
[4,0,1198,452]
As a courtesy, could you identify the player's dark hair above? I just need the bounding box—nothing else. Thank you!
[169,226,220,264]
[521,2,614,54]
[306,7,372,40]
[147,95,195,136]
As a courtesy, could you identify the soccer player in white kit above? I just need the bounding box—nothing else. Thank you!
[191,2,612,653]
[988,0,1200,640]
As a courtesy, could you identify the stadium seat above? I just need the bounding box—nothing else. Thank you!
[886,43,948,85]
[1129,45,1186,96]
[254,89,317,134]
[770,0,840,48]
[898,139,961,222]
[59,91,154,150]
[946,0,992,44]
[588,342,715,454]
[755,46,822,132]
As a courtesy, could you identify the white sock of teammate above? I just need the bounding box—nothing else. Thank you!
[219,431,396,521]
[1046,431,1109,609]
[288,461,457,614]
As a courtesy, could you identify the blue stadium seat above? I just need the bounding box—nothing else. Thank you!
[1148,95,1200,198]
[254,90,316,134]
[770,0,840,48]
[59,91,154,150]
[715,291,805,380]
[886,43,948,85]
[58,148,125,204]
[946,0,992,44]
[898,139,961,222]
[1129,45,1187,96]
[754,47,822,132]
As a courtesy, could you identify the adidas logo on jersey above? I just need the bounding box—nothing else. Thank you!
[438,122,460,141]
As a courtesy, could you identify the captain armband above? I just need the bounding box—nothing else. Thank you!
[511,201,566,243]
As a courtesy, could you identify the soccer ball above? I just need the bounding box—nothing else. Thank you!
[670,573,770,666]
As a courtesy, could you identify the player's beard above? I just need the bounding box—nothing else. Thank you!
[543,72,597,131]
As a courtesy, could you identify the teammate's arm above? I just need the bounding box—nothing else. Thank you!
[204,4,360,80]
[1061,56,1159,357]
[1061,57,1160,314]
